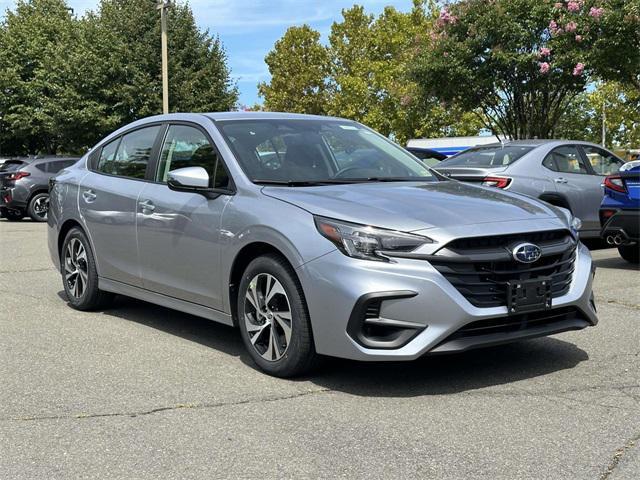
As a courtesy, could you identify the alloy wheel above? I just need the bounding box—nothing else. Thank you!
[33,195,49,219]
[64,238,88,299]
[244,273,292,361]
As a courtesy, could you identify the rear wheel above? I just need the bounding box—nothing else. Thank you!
[27,192,49,222]
[3,209,23,221]
[237,254,319,377]
[618,244,639,264]
[61,227,114,310]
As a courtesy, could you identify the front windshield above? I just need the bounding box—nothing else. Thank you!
[439,145,533,167]
[216,119,436,184]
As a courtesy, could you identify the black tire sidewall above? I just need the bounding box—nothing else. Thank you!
[4,210,23,221]
[28,193,49,222]
[618,245,640,264]
[237,254,316,377]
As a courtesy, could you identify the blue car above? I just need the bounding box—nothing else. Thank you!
[600,160,640,263]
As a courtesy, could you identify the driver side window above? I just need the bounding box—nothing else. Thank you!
[156,125,229,189]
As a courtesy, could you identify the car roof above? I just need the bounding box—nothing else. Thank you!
[202,111,346,122]
[466,139,608,149]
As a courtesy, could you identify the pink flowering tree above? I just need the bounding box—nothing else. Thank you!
[411,0,640,139]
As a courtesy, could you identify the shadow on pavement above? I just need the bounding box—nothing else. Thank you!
[592,256,640,271]
[58,292,590,397]
[311,338,588,397]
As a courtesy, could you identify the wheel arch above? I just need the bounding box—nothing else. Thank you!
[538,193,572,212]
[58,219,87,263]
[228,242,296,327]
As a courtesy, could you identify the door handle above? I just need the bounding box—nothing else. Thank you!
[554,177,568,184]
[82,189,97,202]
[139,199,155,213]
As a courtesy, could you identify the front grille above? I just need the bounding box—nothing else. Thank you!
[429,230,576,308]
[445,307,581,341]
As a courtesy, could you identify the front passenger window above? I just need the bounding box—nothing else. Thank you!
[582,146,622,175]
[157,125,230,189]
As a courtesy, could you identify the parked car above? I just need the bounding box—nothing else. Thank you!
[434,140,626,239]
[0,156,78,221]
[405,146,447,167]
[600,160,640,264]
[47,113,597,377]
[407,135,506,157]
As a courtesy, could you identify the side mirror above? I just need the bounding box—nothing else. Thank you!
[167,167,210,192]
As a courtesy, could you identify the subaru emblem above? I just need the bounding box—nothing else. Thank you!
[512,243,542,263]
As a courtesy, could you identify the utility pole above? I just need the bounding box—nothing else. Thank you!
[601,99,606,148]
[157,0,173,114]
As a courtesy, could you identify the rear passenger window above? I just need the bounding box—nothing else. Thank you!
[543,146,588,174]
[157,125,230,189]
[96,126,160,179]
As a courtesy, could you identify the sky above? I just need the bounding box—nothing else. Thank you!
[0,0,415,106]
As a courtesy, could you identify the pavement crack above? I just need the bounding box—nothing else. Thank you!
[603,299,640,311]
[2,388,332,423]
[0,267,53,274]
[600,431,640,480]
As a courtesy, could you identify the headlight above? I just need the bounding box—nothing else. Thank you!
[571,216,582,233]
[314,216,434,262]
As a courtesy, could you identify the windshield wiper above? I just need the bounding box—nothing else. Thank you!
[253,179,354,187]
[349,177,436,183]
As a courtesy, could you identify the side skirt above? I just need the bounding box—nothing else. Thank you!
[99,277,234,326]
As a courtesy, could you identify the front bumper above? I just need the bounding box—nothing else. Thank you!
[299,242,597,361]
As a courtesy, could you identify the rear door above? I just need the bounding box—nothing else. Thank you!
[541,145,601,233]
[136,123,233,309]
[79,125,162,286]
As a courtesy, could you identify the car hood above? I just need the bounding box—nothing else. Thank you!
[262,180,563,232]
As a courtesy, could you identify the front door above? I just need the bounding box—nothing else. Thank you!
[136,124,233,310]
[80,125,162,286]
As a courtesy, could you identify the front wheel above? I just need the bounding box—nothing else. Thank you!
[618,244,639,264]
[28,192,49,222]
[237,254,319,377]
[61,227,114,310]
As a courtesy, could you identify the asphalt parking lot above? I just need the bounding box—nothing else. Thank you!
[1,219,639,479]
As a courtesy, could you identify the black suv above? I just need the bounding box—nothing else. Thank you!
[0,156,78,222]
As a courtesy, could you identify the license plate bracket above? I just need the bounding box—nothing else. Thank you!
[507,277,552,314]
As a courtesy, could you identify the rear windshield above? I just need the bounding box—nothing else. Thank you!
[0,160,26,172]
[439,146,533,167]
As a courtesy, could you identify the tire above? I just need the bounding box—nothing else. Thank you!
[27,192,49,222]
[61,227,114,310]
[237,254,319,377]
[618,244,640,264]
[3,210,23,221]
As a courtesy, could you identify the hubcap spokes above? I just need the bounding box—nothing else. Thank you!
[64,238,88,298]
[244,273,292,361]
[34,196,49,218]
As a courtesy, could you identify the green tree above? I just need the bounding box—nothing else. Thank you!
[259,2,484,143]
[411,0,639,139]
[327,4,428,143]
[258,25,330,114]
[0,0,101,154]
[0,0,237,155]
[85,0,238,131]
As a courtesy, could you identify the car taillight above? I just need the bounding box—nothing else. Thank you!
[481,176,512,188]
[8,171,30,181]
[603,175,626,193]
